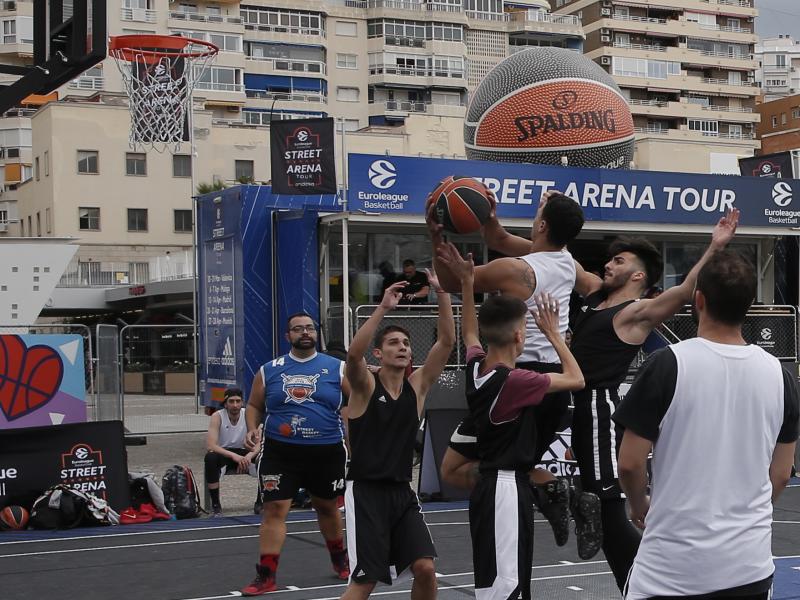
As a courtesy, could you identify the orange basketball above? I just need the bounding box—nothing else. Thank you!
[428,176,494,235]
[0,505,29,530]
[464,47,635,169]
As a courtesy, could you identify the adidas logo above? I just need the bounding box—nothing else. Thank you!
[356,569,365,577]
[223,337,233,357]
[377,395,386,403]
[221,337,234,366]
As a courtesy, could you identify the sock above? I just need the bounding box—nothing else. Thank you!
[209,488,220,508]
[259,554,280,578]
[326,538,347,565]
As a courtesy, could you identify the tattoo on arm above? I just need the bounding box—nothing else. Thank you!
[520,265,536,296]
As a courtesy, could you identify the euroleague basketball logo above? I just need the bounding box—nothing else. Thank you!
[60,443,109,498]
[368,159,397,189]
[296,130,309,142]
[281,373,319,404]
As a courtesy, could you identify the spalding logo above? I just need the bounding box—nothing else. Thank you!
[470,79,634,150]
[369,159,397,189]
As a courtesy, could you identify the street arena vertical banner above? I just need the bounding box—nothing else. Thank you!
[739,151,795,179]
[270,117,337,194]
[0,334,86,430]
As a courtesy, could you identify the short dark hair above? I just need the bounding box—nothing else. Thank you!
[374,325,411,348]
[478,295,528,345]
[696,250,756,326]
[542,193,585,246]
[402,259,415,268]
[287,312,314,330]
[223,387,243,403]
[608,237,664,288]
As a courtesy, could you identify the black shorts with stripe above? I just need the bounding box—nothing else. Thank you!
[571,387,624,500]
[257,437,347,501]
[345,480,436,585]
[516,361,571,465]
[470,470,535,600]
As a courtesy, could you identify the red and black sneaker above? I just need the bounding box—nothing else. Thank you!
[119,507,152,525]
[331,551,350,581]
[241,565,277,596]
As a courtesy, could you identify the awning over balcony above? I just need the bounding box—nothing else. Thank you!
[244,74,327,92]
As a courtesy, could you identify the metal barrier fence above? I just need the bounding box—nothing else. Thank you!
[0,323,96,417]
[119,324,204,435]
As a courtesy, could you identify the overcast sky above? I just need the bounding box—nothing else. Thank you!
[756,0,800,39]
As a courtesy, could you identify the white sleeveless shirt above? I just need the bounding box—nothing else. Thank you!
[217,408,247,449]
[516,249,576,364]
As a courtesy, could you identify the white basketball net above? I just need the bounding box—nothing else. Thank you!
[111,40,216,153]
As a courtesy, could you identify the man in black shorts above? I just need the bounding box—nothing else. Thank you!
[341,275,454,600]
[241,313,350,596]
[615,250,799,599]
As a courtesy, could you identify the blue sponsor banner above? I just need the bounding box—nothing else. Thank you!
[348,153,800,229]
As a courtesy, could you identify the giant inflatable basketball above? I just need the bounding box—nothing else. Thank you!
[464,47,635,169]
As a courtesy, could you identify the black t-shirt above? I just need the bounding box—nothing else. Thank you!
[614,347,800,443]
[397,271,429,305]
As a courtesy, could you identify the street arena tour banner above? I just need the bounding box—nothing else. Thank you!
[0,334,87,430]
[270,117,337,195]
[739,151,795,179]
[348,153,800,229]
[0,421,130,511]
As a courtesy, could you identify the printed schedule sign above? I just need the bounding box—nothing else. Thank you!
[203,234,237,396]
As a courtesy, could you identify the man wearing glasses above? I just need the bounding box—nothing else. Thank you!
[241,313,351,596]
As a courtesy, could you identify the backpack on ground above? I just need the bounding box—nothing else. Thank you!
[29,485,120,529]
[128,471,169,514]
[162,465,202,519]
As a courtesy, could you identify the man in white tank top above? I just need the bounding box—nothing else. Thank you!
[205,387,262,517]
[430,191,587,548]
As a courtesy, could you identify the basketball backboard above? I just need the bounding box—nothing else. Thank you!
[0,0,106,113]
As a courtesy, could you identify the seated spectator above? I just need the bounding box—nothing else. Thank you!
[398,259,430,305]
[205,387,262,517]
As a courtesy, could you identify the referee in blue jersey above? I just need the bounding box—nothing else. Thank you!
[240,313,351,596]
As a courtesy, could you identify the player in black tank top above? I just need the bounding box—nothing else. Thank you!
[340,276,455,599]
[570,211,739,591]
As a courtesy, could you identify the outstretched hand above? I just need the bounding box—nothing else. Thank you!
[711,207,739,249]
[425,268,443,293]
[381,281,407,310]
[436,242,474,284]
[425,202,445,244]
[531,293,560,340]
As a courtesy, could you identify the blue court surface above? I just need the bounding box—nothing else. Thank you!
[1,483,799,600]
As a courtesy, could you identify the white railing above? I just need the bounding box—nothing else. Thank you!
[634,126,670,134]
[169,11,242,24]
[245,89,327,103]
[508,45,580,54]
[613,42,667,52]
[243,23,326,38]
[364,0,465,12]
[700,77,756,87]
[508,10,581,26]
[628,98,669,107]
[613,13,666,24]
[58,253,194,288]
[690,48,751,60]
[195,82,244,92]
[697,23,751,34]
[703,104,753,113]
[465,10,507,21]
[120,7,157,23]
[719,131,755,139]
[368,64,466,78]
[69,76,105,90]
[246,56,327,75]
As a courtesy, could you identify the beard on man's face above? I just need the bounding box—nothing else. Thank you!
[291,336,316,349]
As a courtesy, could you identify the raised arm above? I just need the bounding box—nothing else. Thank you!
[346,281,406,415]
[616,208,739,343]
[532,294,584,392]
[437,243,480,349]
[481,212,532,258]
[409,269,456,411]
[574,259,603,298]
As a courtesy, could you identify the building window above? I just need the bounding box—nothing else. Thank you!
[2,19,15,43]
[781,113,788,125]
[337,86,360,102]
[772,115,779,128]
[792,107,800,120]
[44,150,49,176]
[36,212,41,236]
[235,159,254,181]
[174,209,192,233]
[335,20,357,36]
[45,207,51,233]
[126,152,147,176]
[336,53,357,69]
[79,207,100,230]
[728,124,743,138]
[127,208,148,232]
[776,54,787,68]
[34,156,39,180]
[688,119,718,136]
[77,150,99,174]
[0,209,7,224]
[173,154,192,177]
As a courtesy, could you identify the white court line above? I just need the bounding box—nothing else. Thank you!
[0,507,475,547]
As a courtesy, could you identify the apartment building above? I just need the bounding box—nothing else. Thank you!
[3,0,584,284]
[551,0,760,174]
[755,35,800,101]
[755,93,800,156]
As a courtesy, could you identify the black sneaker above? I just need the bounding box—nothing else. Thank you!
[571,491,602,560]
[253,501,263,515]
[534,479,570,547]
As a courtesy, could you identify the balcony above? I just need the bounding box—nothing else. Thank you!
[245,56,326,75]
[613,41,667,52]
[368,63,466,85]
[634,126,756,142]
[369,100,466,117]
[506,10,584,36]
[612,14,667,25]
[365,0,464,13]
[68,76,104,91]
[245,89,327,104]
[243,23,325,39]
[120,7,157,23]
[168,11,242,24]
[465,10,506,21]
[58,254,194,288]
[195,82,244,93]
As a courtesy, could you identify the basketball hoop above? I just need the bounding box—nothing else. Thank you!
[109,35,219,153]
